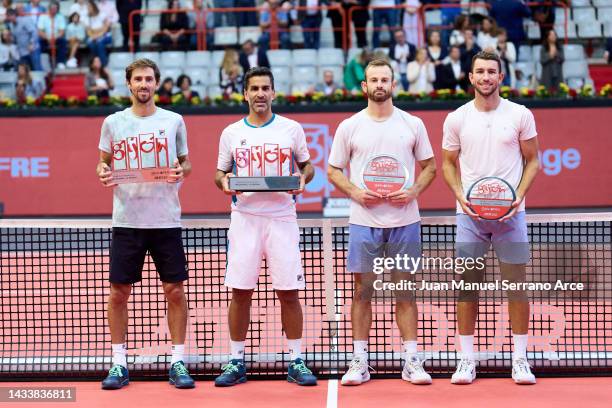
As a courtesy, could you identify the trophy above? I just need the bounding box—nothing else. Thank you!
[228,144,300,192]
[360,154,409,196]
[111,134,170,184]
[466,176,516,220]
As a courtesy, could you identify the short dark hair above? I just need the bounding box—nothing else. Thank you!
[125,58,161,83]
[364,58,394,81]
[176,74,191,88]
[243,66,274,91]
[471,50,502,73]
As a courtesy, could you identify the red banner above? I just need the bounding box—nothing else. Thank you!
[0,108,610,216]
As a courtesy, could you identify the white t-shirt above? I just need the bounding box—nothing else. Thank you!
[442,99,537,214]
[217,114,311,219]
[98,107,189,228]
[328,108,434,228]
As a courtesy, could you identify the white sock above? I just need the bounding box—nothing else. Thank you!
[287,338,302,360]
[112,343,127,368]
[403,340,418,360]
[513,334,528,360]
[230,340,245,360]
[171,344,185,365]
[353,340,368,360]
[459,335,475,361]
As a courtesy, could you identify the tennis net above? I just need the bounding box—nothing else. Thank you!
[1,214,611,379]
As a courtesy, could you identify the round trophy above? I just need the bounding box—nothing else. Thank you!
[361,155,409,197]
[466,177,516,220]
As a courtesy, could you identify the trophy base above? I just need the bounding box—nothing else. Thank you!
[229,176,301,192]
[112,168,169,184]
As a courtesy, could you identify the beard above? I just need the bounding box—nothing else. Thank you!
[474,82,498,97]
[368,88,392,102]
[131,87,152,104]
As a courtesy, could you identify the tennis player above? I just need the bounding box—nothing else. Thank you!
[214,67,317,387]
[328,59,436,385]
[96,59,194,390]
[441,51,540,384]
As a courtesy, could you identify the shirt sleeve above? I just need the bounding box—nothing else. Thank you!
[216,129,233,172]
[98,116,112,153]
[176,116,189,157]
[328,120,350,169]
[413,118,434,161]
[442,111,461,151]
[294,123,310,163]
[519,107,537,141]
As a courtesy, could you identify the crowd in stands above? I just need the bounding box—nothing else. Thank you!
[0,0,610,102]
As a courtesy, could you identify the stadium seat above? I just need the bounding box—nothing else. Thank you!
[605,22,612,36]
[270,66,291,83]
[185,68,210,86]
[577,22,602,38]
[160,51,186,69]
[531,45,542,63]
[30,71,46,83]
[40,53,51,72]
[135,51,161,65]
[292,66,318,83]
[267,50,292,66]
[346,48,361,63]
[373,47,390,56]
[290,25,304,45]
[567,77,586,89]
[525,20,541,40]
[424,10,442,26]
[110,70,126,88]
[186,51,211,67]
[598,7,612,21]
[110,85,130,98]
[515,62,535,79]
[274,81,290,94]
[518,45,533,62]
[318,65,344,84]
[291,83,316,93]
[572,7,597,23]
[238,26,261,44]
[563,44,585,60]
[0,71,18,85]
[214,27,238,46]
[292,49,317,66]
[111,23,123,49]
[563,60,589,78]
[162,68,183,82]
[555,22,578,39]
[594,0,612,6]
[140,15,159,46]
[319,19,335,48]
[212,50,226,69]
[207,85,222,97]
[571,0,591,6]
[109,52,134,70]
[317,48,344,66]
[555,8,568,23]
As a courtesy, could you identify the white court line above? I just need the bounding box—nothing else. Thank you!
[326,379,338,408]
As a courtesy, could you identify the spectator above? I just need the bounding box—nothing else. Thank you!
[605,38,611,64]
[85,55,113,97]
[476,16,498,52]
[24,0,46,25]
[5,8,41,70]
[16,61,43,97]
[117,0,141,52]
[460,0,488,23]
[86,0,112,66]
[219,48,242,95]
[69,0,89,27]
[327,0,368,49]
[0,0,12,24]
[188,0,215,50]
[239,39,270,73]
[0,29,19,70]
[14,78,28,103]
[407,47,435,93]
[37,0,67,69]
[65,12,85,68]
[389,28,416,91]
[496,28,516,87]
[489,0,531,50]
[157,77,174,98]
[540,29,563,90]
[343,48,371,91]
[426,30,447,67]
[214,0,236,27]
[449,14,470,47]
[297,0,323,49]
[402,0,421,47]
[313,69,340,95]
[371,0,398,49]
[459,28,481,73]
[97,0,118,25]
[326,0,344,49]
[435,44,467,91]
[175,74,200,100]
[258,0,291,50]
[158,0,190,51]
[235,0,257,27]
[530,0,555,41]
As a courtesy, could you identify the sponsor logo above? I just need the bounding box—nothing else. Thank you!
[0,157,50,177]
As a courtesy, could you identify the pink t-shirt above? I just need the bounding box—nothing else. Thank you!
[442,99,538,214]
[328,108,434,228]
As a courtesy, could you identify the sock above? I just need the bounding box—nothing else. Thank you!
[353,340,368,360]
[459,335,475,361]
[230,340,245,360]
[513,334,528,360]
[403,340,418,360]
[171,344,184,365]
[287,338,302,360]
[112,343,127,368]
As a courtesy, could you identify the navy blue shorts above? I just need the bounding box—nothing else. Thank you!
[109,227,188,284]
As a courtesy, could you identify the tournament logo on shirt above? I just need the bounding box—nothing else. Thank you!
[111,133,170,184]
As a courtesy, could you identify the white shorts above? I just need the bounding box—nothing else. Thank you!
[225,211,305,290]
